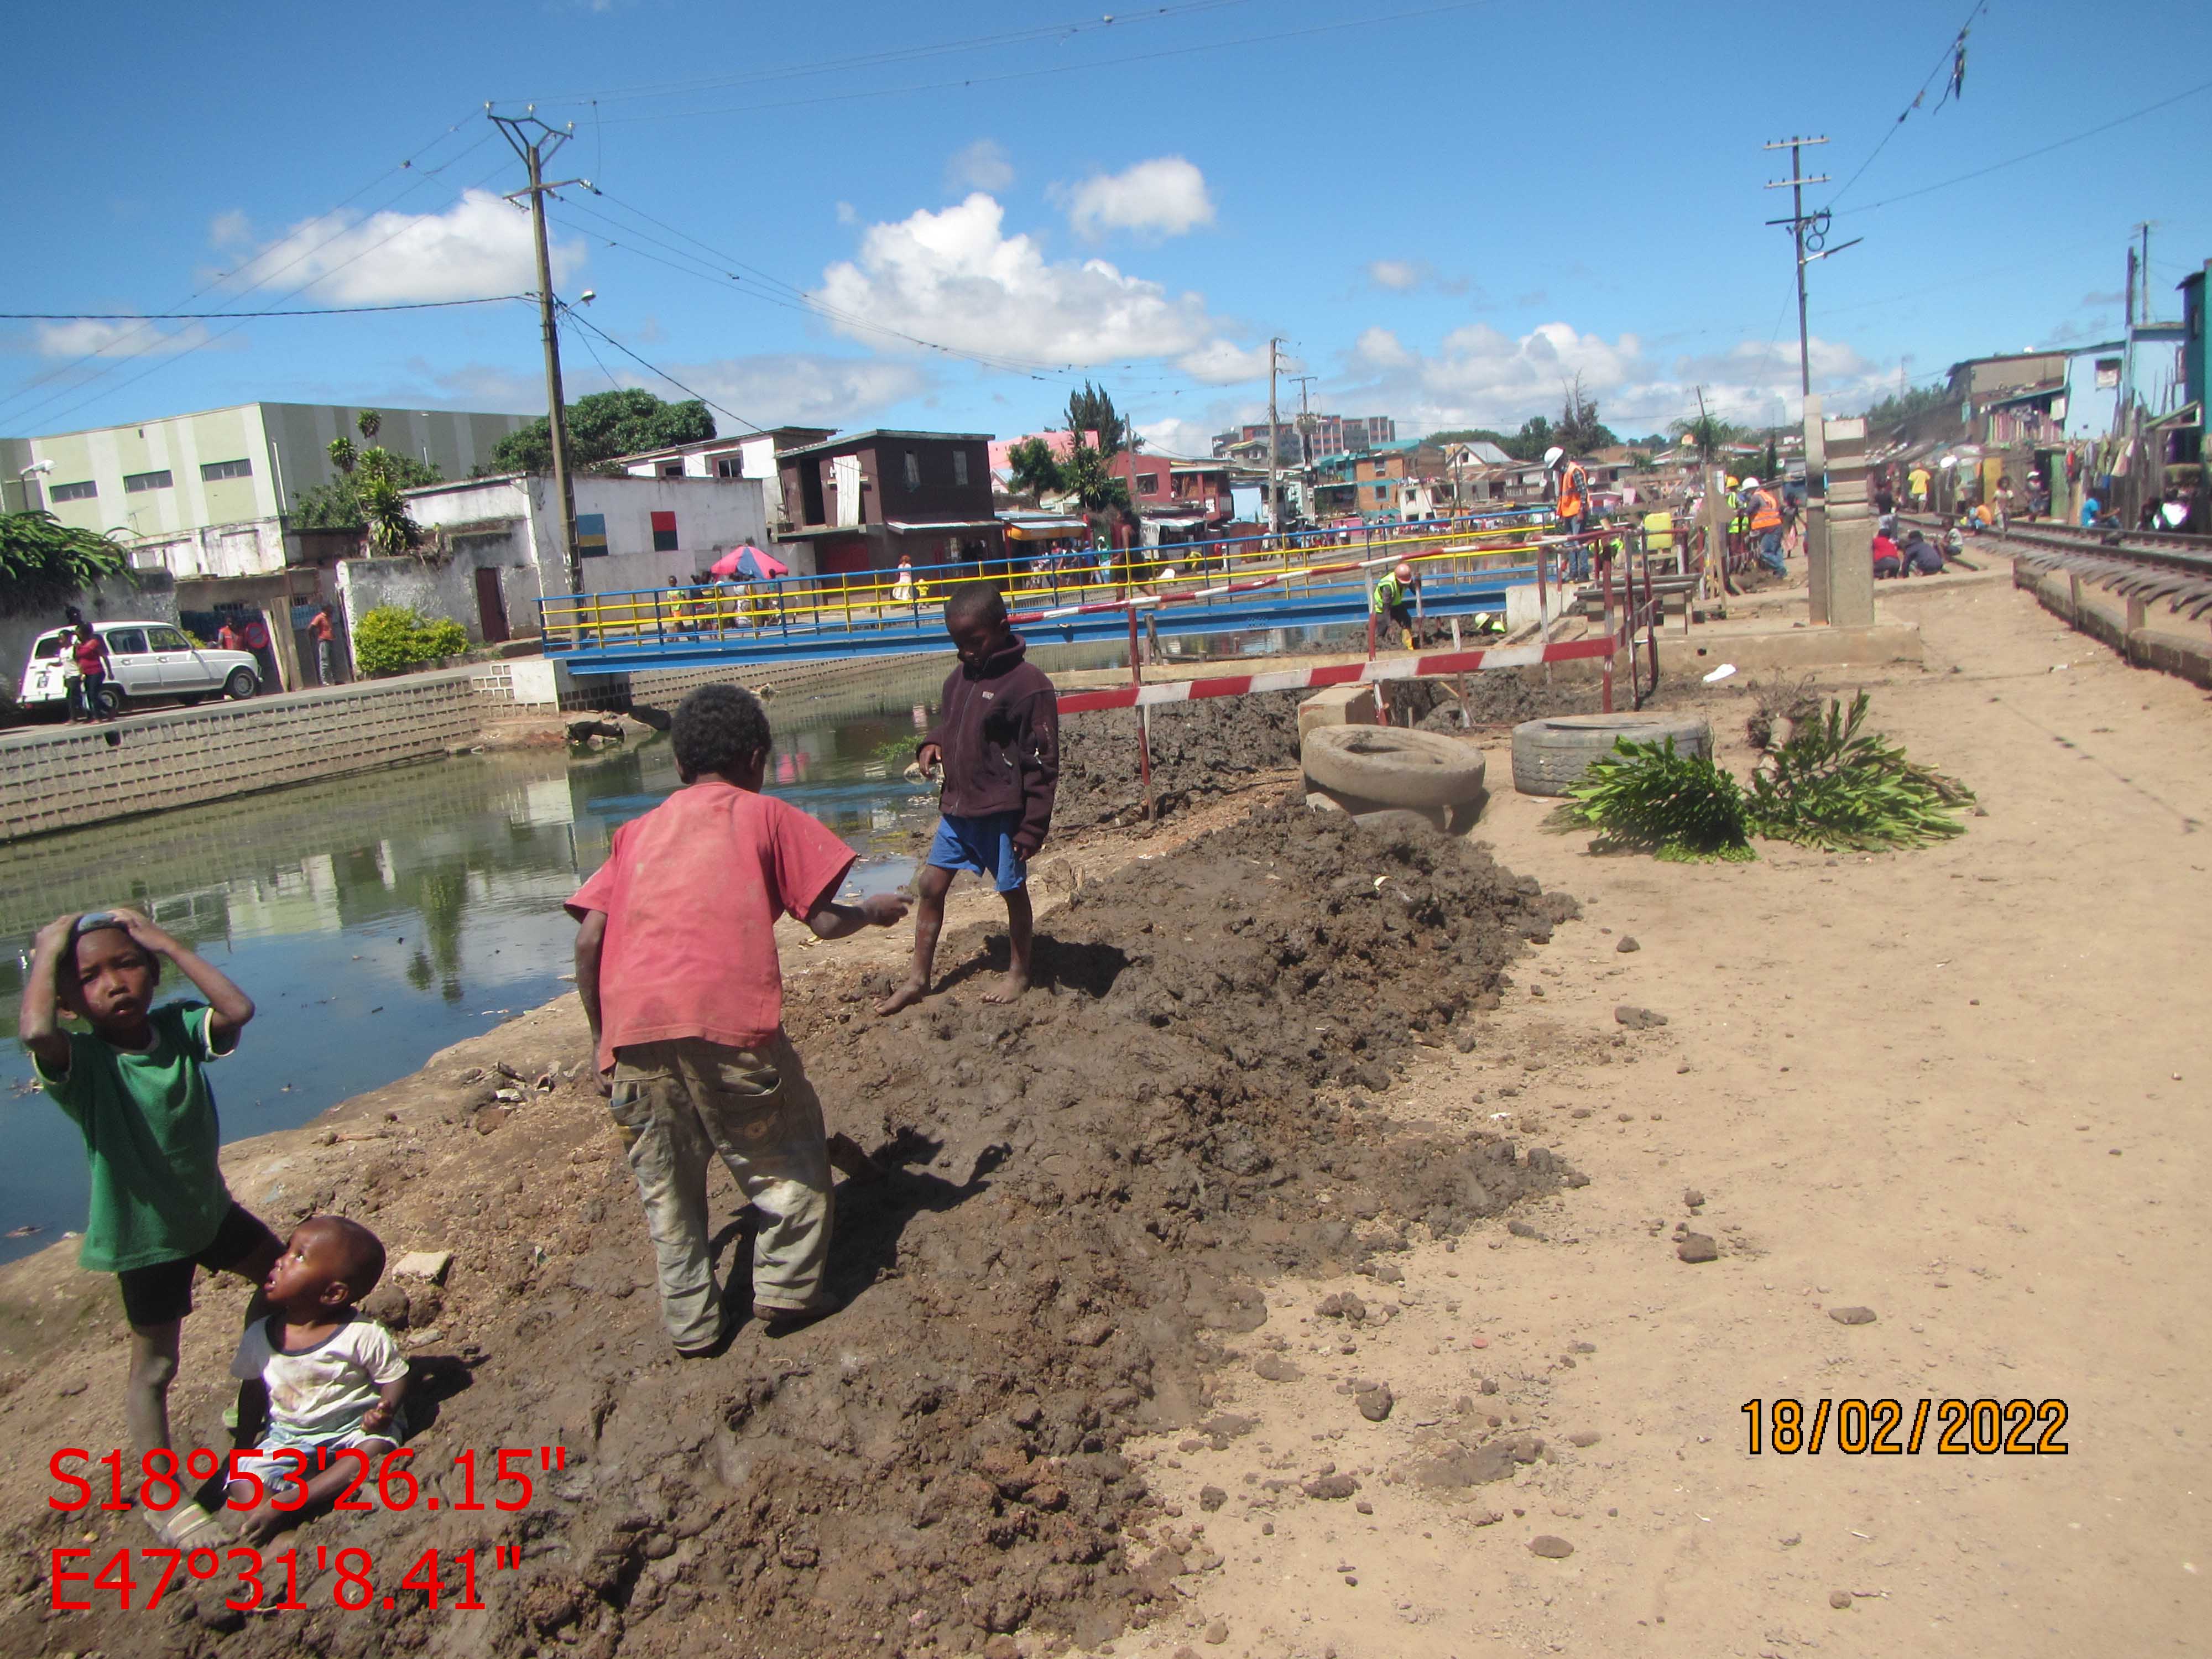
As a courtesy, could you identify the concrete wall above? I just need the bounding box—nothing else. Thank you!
[0,673,482,841]
[334,541,543,651]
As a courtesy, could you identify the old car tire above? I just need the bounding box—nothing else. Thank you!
[1302,724,1488,812]
[95,684,127,717]
[1510,712,1713,796]
[224,668,259,700]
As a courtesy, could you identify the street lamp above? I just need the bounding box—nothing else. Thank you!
[13,457,54,513]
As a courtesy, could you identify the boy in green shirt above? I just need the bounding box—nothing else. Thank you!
[19,908,282,1490]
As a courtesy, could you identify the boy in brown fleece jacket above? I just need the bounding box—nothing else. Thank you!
[877,584,1058,1014]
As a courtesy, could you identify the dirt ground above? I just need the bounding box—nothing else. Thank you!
[3,570,2208,1657]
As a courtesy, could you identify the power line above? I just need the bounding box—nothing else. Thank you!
[1826,1,1988,211]
[0,114,492,425]
[1835,76,2212,217]
[0,297,525,320]
[586,0,1498,123]
[519,0,1255,108]
[557,305,770,436]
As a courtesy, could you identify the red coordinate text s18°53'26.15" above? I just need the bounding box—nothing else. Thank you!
[50,1544,531,1613]
[47,1445,571,1516]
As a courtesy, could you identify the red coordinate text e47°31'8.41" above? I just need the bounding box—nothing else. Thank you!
[51,1543,534,1614]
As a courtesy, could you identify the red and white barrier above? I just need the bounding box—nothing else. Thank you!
[1057,635,1621,714]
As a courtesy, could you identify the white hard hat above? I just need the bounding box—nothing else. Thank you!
[1741,476,1760,489]
[1543,446,1564,467]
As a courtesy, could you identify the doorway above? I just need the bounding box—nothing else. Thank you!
[474,567,511,644]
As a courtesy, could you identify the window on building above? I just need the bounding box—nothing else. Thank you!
[50,479,97,502]
[2094,358,2122,390]
[904,451,921,490]
[1138,473,1160,495]
[123,469,174,494]
[200,458,253,482]
[650,510,679,552]
[716,456,743,478]
[952,449,969,488]
[660,462,685,478]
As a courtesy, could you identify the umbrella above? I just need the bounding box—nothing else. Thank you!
[709,544,787,580]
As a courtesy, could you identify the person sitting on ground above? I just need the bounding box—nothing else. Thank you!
[1872,529,1903,580]
[1373,561,1420,650]
[878,585,1060,1015]
[570,686,908,1353]
[1904,528,1947,576]
[19,909,280,1515]
[225,1215,408,1545]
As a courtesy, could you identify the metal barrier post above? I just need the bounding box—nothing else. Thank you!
[1126,602,1153,815]
[1600,548,1616,714]
[1639,529,1660,708]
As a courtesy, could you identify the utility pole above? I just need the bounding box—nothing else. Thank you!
[1266,337,1285,540]
[1290,373,1318,468]
[491,106,590,596]
[1764,137,1858,402]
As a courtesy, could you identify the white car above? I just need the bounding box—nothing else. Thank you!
[19,620,263,717]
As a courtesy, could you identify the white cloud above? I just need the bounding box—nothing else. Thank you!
[208,209,252,248]
[945,139,1015,194]
[1335,318,1882,433]
[1057,157,1215,241]
[1135,415,1217,460]
[655,355,928,427]
[1368,260,1423,291]
[1175,339,1278,385]
[813,192,1229,369]
[33,319,217,359]
[222,189,585,305]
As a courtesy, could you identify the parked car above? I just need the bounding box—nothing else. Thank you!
[18,621,262,717]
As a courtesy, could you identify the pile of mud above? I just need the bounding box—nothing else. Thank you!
[8,805,1580,1659]
[1053,670,1610,831]
[1054,691,1305,830]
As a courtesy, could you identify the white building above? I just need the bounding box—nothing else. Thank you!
[366,471,797,644]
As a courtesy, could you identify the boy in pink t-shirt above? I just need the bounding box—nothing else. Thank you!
[567,685,907,1352]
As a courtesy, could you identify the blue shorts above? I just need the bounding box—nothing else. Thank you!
[928,811,1027,893]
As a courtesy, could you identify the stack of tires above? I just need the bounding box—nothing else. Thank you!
[1507,712,1713,796]
[1301,725,1489,834]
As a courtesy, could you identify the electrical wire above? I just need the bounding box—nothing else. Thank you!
[0,115,492,424]
[0,297,525,320]
[557,305,771,436]
[1834,76,2212,217]
[587,0,1498,123]
[519,0,1255,109]
[1825,0,1989,211]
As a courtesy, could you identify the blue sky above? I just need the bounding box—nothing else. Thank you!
[3,0,2207,458]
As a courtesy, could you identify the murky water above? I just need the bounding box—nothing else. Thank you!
[0,704,938,1266]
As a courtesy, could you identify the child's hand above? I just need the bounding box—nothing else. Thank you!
[103,907,178,957]
[361,1401,395,1433]
[32,914,79,958]
[858,893,911,928]
[915,742,943,774]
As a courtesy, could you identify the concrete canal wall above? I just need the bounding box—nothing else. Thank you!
[0,639,1128,843]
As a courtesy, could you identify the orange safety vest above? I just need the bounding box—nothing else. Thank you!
[1749,487,1782,532]
[1557,461,1588,519]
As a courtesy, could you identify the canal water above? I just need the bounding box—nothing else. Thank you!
[0,702,941,1266]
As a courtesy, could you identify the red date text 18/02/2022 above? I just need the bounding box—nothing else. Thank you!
[48,1445,570,1516]
[52,1543,531,1613]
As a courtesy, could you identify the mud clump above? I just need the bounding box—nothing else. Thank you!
[4,803,1580,1659]
[1056,691,1306,827]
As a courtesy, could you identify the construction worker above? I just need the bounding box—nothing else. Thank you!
[1546,446,1594,581]
[1741,476,1787,578]
[1373,561,1419,650]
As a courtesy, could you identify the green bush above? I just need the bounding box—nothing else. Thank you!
[353,606,471,675]
[1557,737,1757,862]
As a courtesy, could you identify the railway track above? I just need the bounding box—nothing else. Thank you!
[1948,518,2212,624]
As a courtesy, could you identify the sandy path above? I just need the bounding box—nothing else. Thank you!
[1110,575,2212,1658]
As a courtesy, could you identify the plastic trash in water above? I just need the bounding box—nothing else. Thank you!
[1702,664,1738,683]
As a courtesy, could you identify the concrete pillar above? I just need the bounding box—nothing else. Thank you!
[1802,396,1829,625]
[1824,416,1876,628]
[1699,464,1729,601]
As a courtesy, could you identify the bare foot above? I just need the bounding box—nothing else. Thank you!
[874,975,929,1016]
[982,969,1030,1005]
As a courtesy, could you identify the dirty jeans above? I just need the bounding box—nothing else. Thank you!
[607,1034,833,1349]
[1758,529,1786,577]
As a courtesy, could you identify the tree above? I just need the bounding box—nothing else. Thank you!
[0,511,132,615]
[1498,415,1553,462]
[290,409,441,547]
[1060,439,1131,517]
[1006,437,1065,504]
[1425,427,1517,451]
[1670,412,1754,462]
[489,389,716,476]
[1554,375,1616,456]
[1064,382,1128,457]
